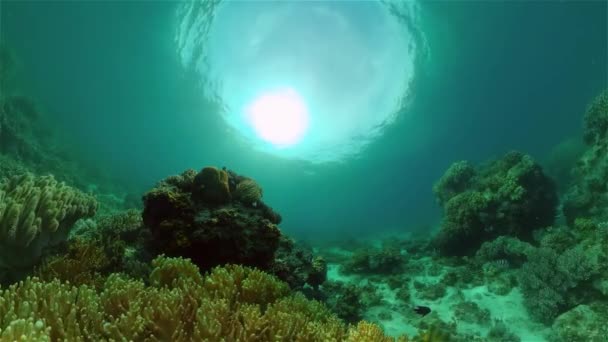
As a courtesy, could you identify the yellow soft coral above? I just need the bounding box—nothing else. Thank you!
[0,256,421,341]
[0,173,97,275]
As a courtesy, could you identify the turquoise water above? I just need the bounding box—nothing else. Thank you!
[0,1,607,340]
[2,1,605,240]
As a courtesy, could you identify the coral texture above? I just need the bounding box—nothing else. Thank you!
[433,151,557,256]
[563,89,608,224]
[142,167,283,271]
[0,256,412,341]
[0,173,97,279]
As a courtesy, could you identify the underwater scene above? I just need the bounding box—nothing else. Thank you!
[0,0,606,341]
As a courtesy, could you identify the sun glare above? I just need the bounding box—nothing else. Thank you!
[245,88,310,147]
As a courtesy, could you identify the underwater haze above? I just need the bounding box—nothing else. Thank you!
[2,0,608,340]
[2,1,605,240]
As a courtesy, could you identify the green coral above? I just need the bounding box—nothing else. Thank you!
[341,244,406,275]
[452,301,491,325]
[551,304,608,342]
[413,280,446,301]
[582,89,608,145]
[563,89,608,224]
[433,160,476,205]
[433,151,557,256]
[518,244,600,323]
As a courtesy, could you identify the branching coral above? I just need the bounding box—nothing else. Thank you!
[518,244,601,324]
[0,173,97,281]
[433,160,476,205]
[0,256,414,341]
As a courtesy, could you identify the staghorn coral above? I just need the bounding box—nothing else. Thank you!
[433,151,557,256]
[0,255,416,341]
[0,173,97,281]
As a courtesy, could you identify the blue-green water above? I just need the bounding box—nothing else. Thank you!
[2,1,605,241]
[0,1,608,341]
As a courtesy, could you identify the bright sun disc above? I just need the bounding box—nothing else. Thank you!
[245,88,310,147]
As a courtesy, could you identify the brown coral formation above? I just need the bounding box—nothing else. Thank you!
[0,173,97,279]
[192,166,231,205]
[233,178,263,205]
[143,167,283,271]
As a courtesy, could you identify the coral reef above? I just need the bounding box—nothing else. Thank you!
[0,173,97,282]
[321,281,367,323]
[142,167,283,272]
[563,89,608,224]
[433,151,557,256]
[341,243,406,275]
[486,320,520,342]
[452,301,490,325]
[519,220,608,323]
[233,178,263,205]
[0,255,414,341]
[192,166,231,205]
[542,137,585,193]
[34,237,110,289]
[269,236,327,290]
[551,303,608,342]
[433,160,476,206]
[413,280,446,301]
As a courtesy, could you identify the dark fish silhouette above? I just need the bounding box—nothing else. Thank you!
[413,305,431,316]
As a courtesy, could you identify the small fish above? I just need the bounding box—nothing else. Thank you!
[413,305,431,316]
